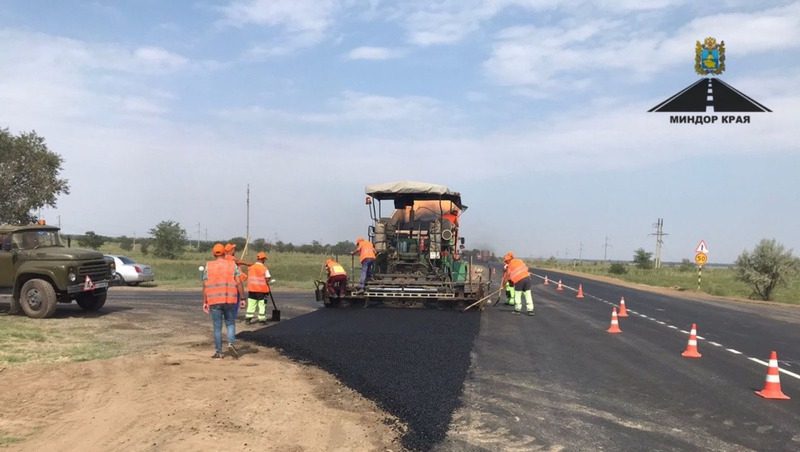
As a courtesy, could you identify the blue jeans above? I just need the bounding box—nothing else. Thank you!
[210,304,236,353]
[359,259,374,289]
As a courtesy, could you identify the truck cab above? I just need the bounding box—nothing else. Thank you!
[0,224,114,318]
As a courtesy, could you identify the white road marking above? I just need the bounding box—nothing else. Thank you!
[708,342,722,347]
[668,325,678,330]
[657,321,666,325]
[679,330,690,334]
[696,335,705,340]
[727,348,743,355]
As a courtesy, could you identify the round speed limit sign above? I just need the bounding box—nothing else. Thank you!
[695,252,708,266]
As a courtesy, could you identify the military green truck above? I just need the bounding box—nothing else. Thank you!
[0,223,114,318]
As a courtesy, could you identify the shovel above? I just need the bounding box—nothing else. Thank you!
[266,280,281,321]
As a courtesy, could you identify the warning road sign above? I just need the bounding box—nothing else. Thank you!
[695,240,709,254]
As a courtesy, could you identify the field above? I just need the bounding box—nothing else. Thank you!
[534,260,800,305]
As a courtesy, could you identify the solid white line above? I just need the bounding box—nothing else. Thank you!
[727,348,743,355]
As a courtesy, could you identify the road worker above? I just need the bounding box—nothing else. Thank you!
[203,243,245,358]
[351,237,376,292]
[324,258,348,299]
[224,243,247,319]
[501,251,535,316]
[245,251,271,325]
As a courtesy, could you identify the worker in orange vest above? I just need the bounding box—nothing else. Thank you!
[501,252,534,316]
[245,251,271,325]
[203,243,246,358]
[224,243,247,319]
[324,258,348,299]
[351,237,376,292]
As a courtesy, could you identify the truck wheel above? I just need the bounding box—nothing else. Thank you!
[19,279,58,318]
[76,291,107,312]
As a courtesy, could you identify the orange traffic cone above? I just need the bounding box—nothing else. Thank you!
[618,297,629,318]
[576,284,585,299]
[755,351,791,400]
[681,323,702,358]
[544,275,549,285]
[606,307,622,334]
[556,279,563,291]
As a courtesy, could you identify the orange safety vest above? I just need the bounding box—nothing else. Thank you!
[356,240,376,262]
[506,258,530,284]
[326,261,346,277]
[204,258,238,305]
[246,262,270,293]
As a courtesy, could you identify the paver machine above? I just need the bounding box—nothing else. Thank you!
[316,181,491,308]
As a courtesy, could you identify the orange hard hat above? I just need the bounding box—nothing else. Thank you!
[503,252,514,263]
[224,243,236,253]
[356,237,365,243]
[257,251,268,260]
[212,243,225,256]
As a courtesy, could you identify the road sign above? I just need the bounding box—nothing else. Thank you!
[695,240,709,254]
[695,252,708,266]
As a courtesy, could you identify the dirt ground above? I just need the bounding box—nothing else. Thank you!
[0,295,402,451]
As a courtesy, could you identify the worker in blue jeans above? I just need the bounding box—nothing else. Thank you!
[203,243,245,359]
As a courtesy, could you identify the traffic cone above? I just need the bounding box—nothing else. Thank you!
[755,351,791,400]
[544,275,549,285]
[681,323,702,358]
[576,284,585,299]
[606,307,622,334]
[617,297,629,318]
[556,279,563,291]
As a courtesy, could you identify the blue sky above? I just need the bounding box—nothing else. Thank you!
[1,0,799,263]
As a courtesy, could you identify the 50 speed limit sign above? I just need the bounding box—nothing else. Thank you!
[695,252,708,266]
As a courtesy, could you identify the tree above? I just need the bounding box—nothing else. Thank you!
[633,248,653,269]
[149,220,187,259]
[119,236,134,251]
[0,128,70,224]
[79,231,105,250]
[734,239,799,301]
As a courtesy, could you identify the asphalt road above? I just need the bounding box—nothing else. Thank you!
[4,280,797,451]
[648,77,771,112]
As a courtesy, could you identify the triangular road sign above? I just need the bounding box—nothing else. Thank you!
[696,240,709,254]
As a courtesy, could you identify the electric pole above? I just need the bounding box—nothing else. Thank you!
[650,218,668,269]
[578,241,583,265]
[197,222,202,250]
[603,235,611,262]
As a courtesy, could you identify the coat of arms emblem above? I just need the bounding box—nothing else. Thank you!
[695,37,725,75]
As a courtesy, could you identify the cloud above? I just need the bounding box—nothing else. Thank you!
[220,0,340,56]
[482,2,800,94]
[346,46,403,60]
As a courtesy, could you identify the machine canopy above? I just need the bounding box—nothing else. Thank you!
[365,181,467,211]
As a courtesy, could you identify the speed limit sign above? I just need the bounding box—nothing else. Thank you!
[695,252,708,266]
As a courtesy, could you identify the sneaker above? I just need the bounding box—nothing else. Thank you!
[527,311,535,316]
[211,352,223,359]
[228,344,240,359]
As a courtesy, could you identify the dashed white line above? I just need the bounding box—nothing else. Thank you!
[679,330,690,334]
[668,325,678,330]
[727,348,743,355]
[657,321,666,325]
[708,342,722,347]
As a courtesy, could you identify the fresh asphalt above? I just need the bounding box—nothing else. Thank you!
[6,278,798,451]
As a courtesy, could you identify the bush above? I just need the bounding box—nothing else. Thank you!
[609,263,628,274]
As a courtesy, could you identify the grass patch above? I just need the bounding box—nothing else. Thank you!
[534,261,800,304]
[0,317,128,367]
[0,433,23,446]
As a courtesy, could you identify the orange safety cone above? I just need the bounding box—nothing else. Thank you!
[755,351,791,400]
[618,297,629,318]
[556,279,563,291]
[606,307,622,334]
[681,323,702,358]
[576,284,585,299]
[544,275,549,285]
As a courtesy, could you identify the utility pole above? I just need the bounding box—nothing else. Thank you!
[197,222,202,250]
[650,218,668,269]
[578,241,583,265]
[246,184,251,245]
[603,235,611,262]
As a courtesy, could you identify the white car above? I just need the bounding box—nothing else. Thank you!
[106,255,155,286]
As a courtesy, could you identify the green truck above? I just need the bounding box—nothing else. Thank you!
[0,223,114,318]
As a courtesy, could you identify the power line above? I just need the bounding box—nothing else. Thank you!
[650,218,668,269]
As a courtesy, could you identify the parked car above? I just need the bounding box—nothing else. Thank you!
[106,255,155,286]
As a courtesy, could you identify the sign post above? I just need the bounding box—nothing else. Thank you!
[695,241,709,291]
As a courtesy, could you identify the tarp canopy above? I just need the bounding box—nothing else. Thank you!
[365,181,466,210]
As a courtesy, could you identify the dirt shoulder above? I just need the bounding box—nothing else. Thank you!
[0,296,401,451]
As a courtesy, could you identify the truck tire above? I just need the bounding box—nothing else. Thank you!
[76,291,107,312]
[19,279,58,318]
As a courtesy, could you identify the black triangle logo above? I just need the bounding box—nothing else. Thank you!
[649,77,770,112]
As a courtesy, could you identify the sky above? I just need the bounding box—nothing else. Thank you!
[1,0,799,263]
